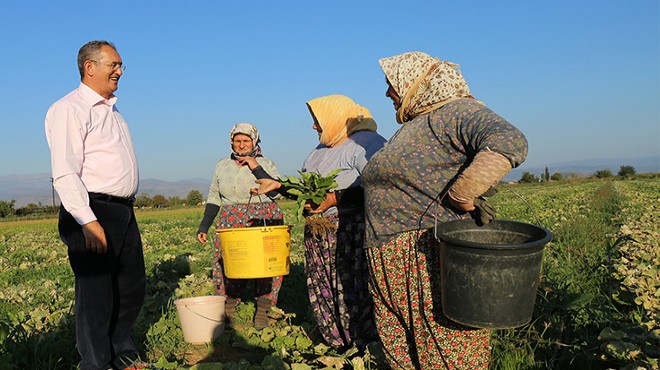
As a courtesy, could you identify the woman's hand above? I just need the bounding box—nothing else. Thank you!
[305,192,337,214]
[448,196,475,212]
[197,231,207,244]
[236,155,259,169]
[250,178,281,195]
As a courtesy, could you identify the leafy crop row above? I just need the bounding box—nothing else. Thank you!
[491,180,659,370]
[1,180,658,369]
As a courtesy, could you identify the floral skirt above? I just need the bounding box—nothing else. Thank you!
[304,212,378,350]
[366,229,491,369]
[211,202,284,303]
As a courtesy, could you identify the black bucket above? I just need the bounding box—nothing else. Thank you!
[435,219,552,329]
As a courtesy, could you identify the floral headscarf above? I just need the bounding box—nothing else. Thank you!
[306,94,377,148]
[378,51,473,124]
[229,122,262,157]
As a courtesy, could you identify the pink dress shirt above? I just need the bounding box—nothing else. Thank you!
[45,83,139,225]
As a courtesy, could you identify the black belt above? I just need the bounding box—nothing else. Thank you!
[89,192,135,206]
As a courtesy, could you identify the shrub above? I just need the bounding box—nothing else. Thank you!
[519,172,538,183]
[0,200,16,217]
[594,169,613,178]
[617,165,636,178]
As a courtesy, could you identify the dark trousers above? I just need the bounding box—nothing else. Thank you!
[59,199,146,370]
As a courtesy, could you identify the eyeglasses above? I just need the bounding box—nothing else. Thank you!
[90,60,126,71]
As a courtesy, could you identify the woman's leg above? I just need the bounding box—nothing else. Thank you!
[366,230,491,369]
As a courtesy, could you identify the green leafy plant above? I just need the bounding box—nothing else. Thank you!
[278,169,342,222]
[3,179,659,369]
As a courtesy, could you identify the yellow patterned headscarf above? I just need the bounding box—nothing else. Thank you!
[306,94,377,148]
[378,51,473,124]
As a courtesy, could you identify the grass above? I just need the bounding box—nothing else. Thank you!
[490,180,659,370]
[1,181,659,369]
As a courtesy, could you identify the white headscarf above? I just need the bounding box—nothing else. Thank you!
[229,122,262,157]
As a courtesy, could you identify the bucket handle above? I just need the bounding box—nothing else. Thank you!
[247,194,268,229]
[432,184,546,241]
[184,304,224,323]
[499,183,544,227]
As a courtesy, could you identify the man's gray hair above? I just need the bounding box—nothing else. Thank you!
[77,40,116,80]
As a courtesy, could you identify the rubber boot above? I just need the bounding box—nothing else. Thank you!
[225,297,238,326]
[254,297,272,330]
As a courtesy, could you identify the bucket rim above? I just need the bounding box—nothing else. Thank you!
[435,219,553,250]
[174,295,227,305]
[216,224,293,233]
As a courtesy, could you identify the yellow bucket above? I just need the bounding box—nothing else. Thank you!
[216,225,292,279]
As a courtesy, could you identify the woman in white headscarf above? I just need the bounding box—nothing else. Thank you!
[196,123,283,330]
[361,52,528,369]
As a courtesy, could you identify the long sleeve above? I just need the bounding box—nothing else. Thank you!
[45,84,139,225]
[250,166,281,199]
[197,203,220,233]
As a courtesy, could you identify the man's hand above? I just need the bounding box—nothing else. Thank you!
[82,220,108,253]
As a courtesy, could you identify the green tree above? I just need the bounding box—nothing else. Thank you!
[15,203,40,216]
[544,166,550,182]
[0,200,15,218]
[134,192,152,208]
[152,194,169,208]
[168,196,183,206]
[594,169,613,178]
[186,190,203,206]
[617,165,636,178]
[551,172,563,181]
[519,172,538,183]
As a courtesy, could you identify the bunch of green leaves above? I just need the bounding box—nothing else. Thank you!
[278,169,342,222]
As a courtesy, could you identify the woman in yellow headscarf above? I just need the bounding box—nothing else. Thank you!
[252,94,386,350]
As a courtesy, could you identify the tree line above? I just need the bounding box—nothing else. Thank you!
[0,165,651,218]
[0,190,205,219]
[518,165,640,183]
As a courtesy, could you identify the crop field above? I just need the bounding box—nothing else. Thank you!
[0,179,658,369]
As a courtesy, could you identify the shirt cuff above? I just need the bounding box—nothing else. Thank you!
[70,206,97,226]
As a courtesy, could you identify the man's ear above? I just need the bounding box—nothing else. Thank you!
[84,60,95,77]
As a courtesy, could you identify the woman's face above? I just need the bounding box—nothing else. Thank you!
[231,133,254,155]
[385,79,401,110]
[309,108,323,140]
[312,118,322,139]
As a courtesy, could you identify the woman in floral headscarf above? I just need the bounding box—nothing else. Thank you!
[196,123,284,330]
[252,95,386,351]
[361,52,528,369]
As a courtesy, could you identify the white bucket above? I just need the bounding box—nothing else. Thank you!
[174,295,226,344]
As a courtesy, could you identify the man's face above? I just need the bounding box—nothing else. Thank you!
[85,45,123,99]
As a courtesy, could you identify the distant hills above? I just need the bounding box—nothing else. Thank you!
[1,156,658,207]
[0,174,209,208]
[504,156,659,182]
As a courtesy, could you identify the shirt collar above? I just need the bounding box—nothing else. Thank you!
[78,82,118,107]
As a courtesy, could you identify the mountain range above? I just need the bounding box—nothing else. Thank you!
[503,156,659,182]
[1,156,658,207]
[0,175,210,208]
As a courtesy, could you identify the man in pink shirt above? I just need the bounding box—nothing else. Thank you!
[45,40,146,370]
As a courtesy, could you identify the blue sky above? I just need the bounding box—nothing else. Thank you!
[1,1,658,182]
